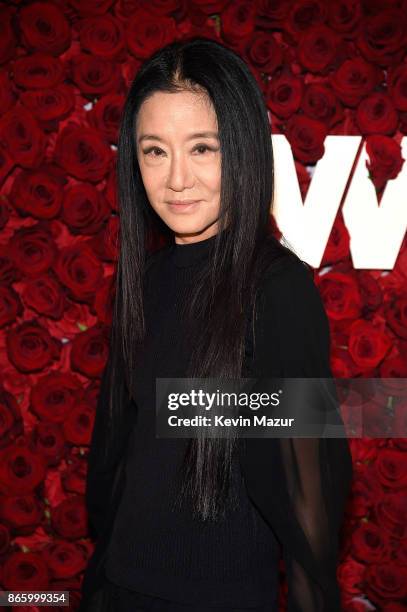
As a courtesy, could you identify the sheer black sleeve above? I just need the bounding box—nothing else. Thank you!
[241,255,353,612]
[85,359,134,540]
[85,361,115,540]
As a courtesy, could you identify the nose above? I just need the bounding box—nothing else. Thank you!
[166,151,194,191]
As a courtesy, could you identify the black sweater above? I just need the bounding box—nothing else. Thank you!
[104,233,280,606]
[81,232,353,612]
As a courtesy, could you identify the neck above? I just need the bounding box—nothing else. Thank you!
[172,227,228,268]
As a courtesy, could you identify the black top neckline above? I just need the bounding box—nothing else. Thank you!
[172,230,223,268]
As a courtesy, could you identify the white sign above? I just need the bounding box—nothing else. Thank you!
[272,135,407,270]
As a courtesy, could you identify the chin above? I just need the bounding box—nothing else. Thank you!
[166,218,215,236]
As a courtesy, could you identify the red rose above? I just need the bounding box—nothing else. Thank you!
[0,494,43,530]
[83,377,103,409]
[69,324,110,378]
[330,57,383,107]
[380,249,407,295]
[2,551,50,590]
[375,491,407,539]
[19,1,71,56]
[0,286,23,328]
[10,225,57,276]
[184,0,229,14]
[20,83,75,124]
[356,93,398,136]
[87,93,125,144]
[349,438,378,464]
[394,397,407,441]
[21,275,66,320]
[361,402,394,438]
[356,271,382,312]
[348,466,383,518]
[0,387,23,445]
[348,320,392,369]
[71,53,122,96]
[285,114,327,163]
[62,183,111,235]
[31,372,81,423]
[13,52,65,89]
[337,557,366,597]
[0,107,46,168]
[6,320,61,374]
[103,167,118,211]
[315,272,362,320]
[335,383,359,432]
[301,83,344,128]
[125,9,177,59]
[388,63,407,112]
[62,454,87,496]
[327,0,361,35]
[379,357,407,389]
[343,601,370,612]
[54,299,98,338]
[33,422,66,467]
[383,604,407,612]
[365,134,405,191]
[51,580,82,608]
[246,32,282,75]
[365,562,407,604]
[375,449,407,490]
[10,167,66,219]
[51,495,88,539]
[385,292,407,340]
[0,196,11,231]
[79,15,125,60]
[256,0,290,27]
[266,71,303,119]
[330,348,355,378]
[0,6,17,65]
[321,216,350,265]
[356,9,407,66]
[63,402,95,446]
[284,0,327,39]
[102,215,120,261]
[221,1,257,47]
[351,521,390,563]
[54,124,113,182]
[94,274,115,325]
[0,438,47,495]
[0,70,17,119]
[43,539,88,579]
[67,0,115,17]
[297,24,341,75]
[55,243,105,301]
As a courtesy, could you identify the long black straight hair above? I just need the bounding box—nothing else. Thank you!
[105,36,296,522]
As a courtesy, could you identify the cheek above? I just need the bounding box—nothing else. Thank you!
[139,164,160,195]
[198,162,221,191]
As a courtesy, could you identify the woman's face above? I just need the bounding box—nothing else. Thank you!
[135,90,222,244]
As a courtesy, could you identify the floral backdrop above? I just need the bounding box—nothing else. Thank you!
[0,0,406,611]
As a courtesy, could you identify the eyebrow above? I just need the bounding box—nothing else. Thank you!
[138,131,219,144]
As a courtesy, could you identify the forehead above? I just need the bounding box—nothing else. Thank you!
[136,90,217,134]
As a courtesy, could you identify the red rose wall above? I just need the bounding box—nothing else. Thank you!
[0,1,406,611]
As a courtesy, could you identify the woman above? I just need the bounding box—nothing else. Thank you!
[79,37,353,612]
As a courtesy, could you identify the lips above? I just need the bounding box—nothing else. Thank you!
[167,200,200,205]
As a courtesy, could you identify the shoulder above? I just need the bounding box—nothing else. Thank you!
[253,249,332,377]
[258,250,322,311]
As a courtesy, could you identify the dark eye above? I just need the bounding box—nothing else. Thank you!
[143,147,163,157]
[194,145,209,154]
[194,144,219,155]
